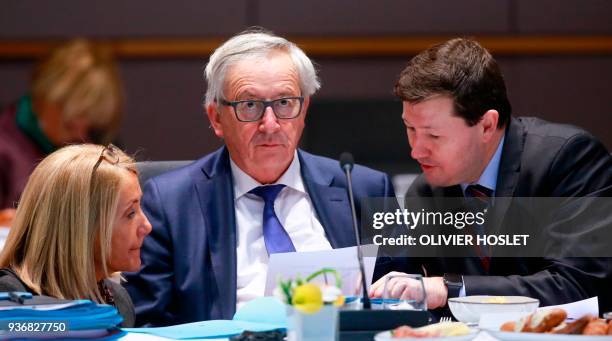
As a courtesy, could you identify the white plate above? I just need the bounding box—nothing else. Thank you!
[490,331,612,341]
[374,329,478,341]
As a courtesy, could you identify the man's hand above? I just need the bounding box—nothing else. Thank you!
[369,271,448,309]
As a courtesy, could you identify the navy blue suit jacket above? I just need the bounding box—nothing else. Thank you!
[124,147,395,326]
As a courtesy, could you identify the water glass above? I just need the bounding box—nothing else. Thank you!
[382,273,427,311]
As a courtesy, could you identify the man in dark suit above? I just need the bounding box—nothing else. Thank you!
[124,29,395,326]
[371,38,612,313]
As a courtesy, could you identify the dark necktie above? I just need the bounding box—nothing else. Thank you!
[249,184,296,254]
[464,184,493,272]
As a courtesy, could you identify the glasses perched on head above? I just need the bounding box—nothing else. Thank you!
[93,144,120,173]
[220,96,304,122]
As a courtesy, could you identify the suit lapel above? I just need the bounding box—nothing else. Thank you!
[298,151,355,248]
[491,117,525,232]
[194,147,237,319]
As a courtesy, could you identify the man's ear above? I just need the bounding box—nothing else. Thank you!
[206,102,224,138]
[480,109,499,142]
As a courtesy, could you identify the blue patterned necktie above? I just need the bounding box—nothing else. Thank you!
[464,184,493,271]
[249,184,296,254]
[465,184,493,205]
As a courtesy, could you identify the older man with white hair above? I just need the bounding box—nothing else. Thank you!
[124,29,396,326]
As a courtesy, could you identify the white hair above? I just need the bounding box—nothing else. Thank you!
[204,29,320,106]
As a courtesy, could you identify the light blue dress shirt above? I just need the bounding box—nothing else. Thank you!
[460,135,505,197]
[457,135,505,297]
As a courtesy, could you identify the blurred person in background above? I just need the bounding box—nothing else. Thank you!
[0,144,151,327]
[0,39,123,226]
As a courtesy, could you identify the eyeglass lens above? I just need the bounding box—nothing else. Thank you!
[236,98,301,121]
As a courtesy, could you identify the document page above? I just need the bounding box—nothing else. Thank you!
[264,245,377,296]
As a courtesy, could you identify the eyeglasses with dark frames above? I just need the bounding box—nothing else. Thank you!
[220,96,304,122]
[92,144,120,173]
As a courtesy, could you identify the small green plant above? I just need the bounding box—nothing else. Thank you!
[275,268,345,314]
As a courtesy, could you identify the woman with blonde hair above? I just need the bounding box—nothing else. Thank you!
[0,144,151,327]
[0,38,123,219]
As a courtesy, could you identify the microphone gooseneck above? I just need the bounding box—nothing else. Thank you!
[339,152,371,310]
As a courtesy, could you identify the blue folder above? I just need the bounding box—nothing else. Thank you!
[124,296,287,339]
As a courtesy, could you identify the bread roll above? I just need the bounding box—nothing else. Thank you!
[524,309,566,333]
[550,315,592,334]
[583,319,607,335]
[500,321,516,332]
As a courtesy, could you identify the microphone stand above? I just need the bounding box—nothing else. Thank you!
[342,162,372,310]
[338,153,430,341]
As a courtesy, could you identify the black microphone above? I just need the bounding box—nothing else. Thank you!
[339,152,371,310]
[340,152,354,172]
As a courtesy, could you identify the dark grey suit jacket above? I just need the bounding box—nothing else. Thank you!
[374,116,612,313]
[0,269,135,327]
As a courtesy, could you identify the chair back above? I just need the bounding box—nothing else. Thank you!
[136,160,192,184]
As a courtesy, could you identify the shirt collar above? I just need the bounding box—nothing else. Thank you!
[230,151,306,199]
[461,135,505,195]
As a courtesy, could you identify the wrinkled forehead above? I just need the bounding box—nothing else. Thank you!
[226,49,296,76]
[223,51,300,95]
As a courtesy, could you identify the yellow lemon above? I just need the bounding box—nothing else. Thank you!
[292,283,323,314]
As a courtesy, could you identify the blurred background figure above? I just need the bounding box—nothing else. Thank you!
[0,144,151,327]
[0,39,123,227]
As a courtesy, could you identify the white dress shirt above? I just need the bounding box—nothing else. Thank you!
[231,153,332,309]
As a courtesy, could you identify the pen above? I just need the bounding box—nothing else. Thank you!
[8,292,25,304]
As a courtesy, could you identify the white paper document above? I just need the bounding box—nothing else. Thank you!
[264,245,378,296]
[538,296,599,319]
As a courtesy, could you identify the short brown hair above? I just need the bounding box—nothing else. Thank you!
[394,38,511,128]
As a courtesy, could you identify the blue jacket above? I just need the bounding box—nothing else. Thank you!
[124,147,395,326]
